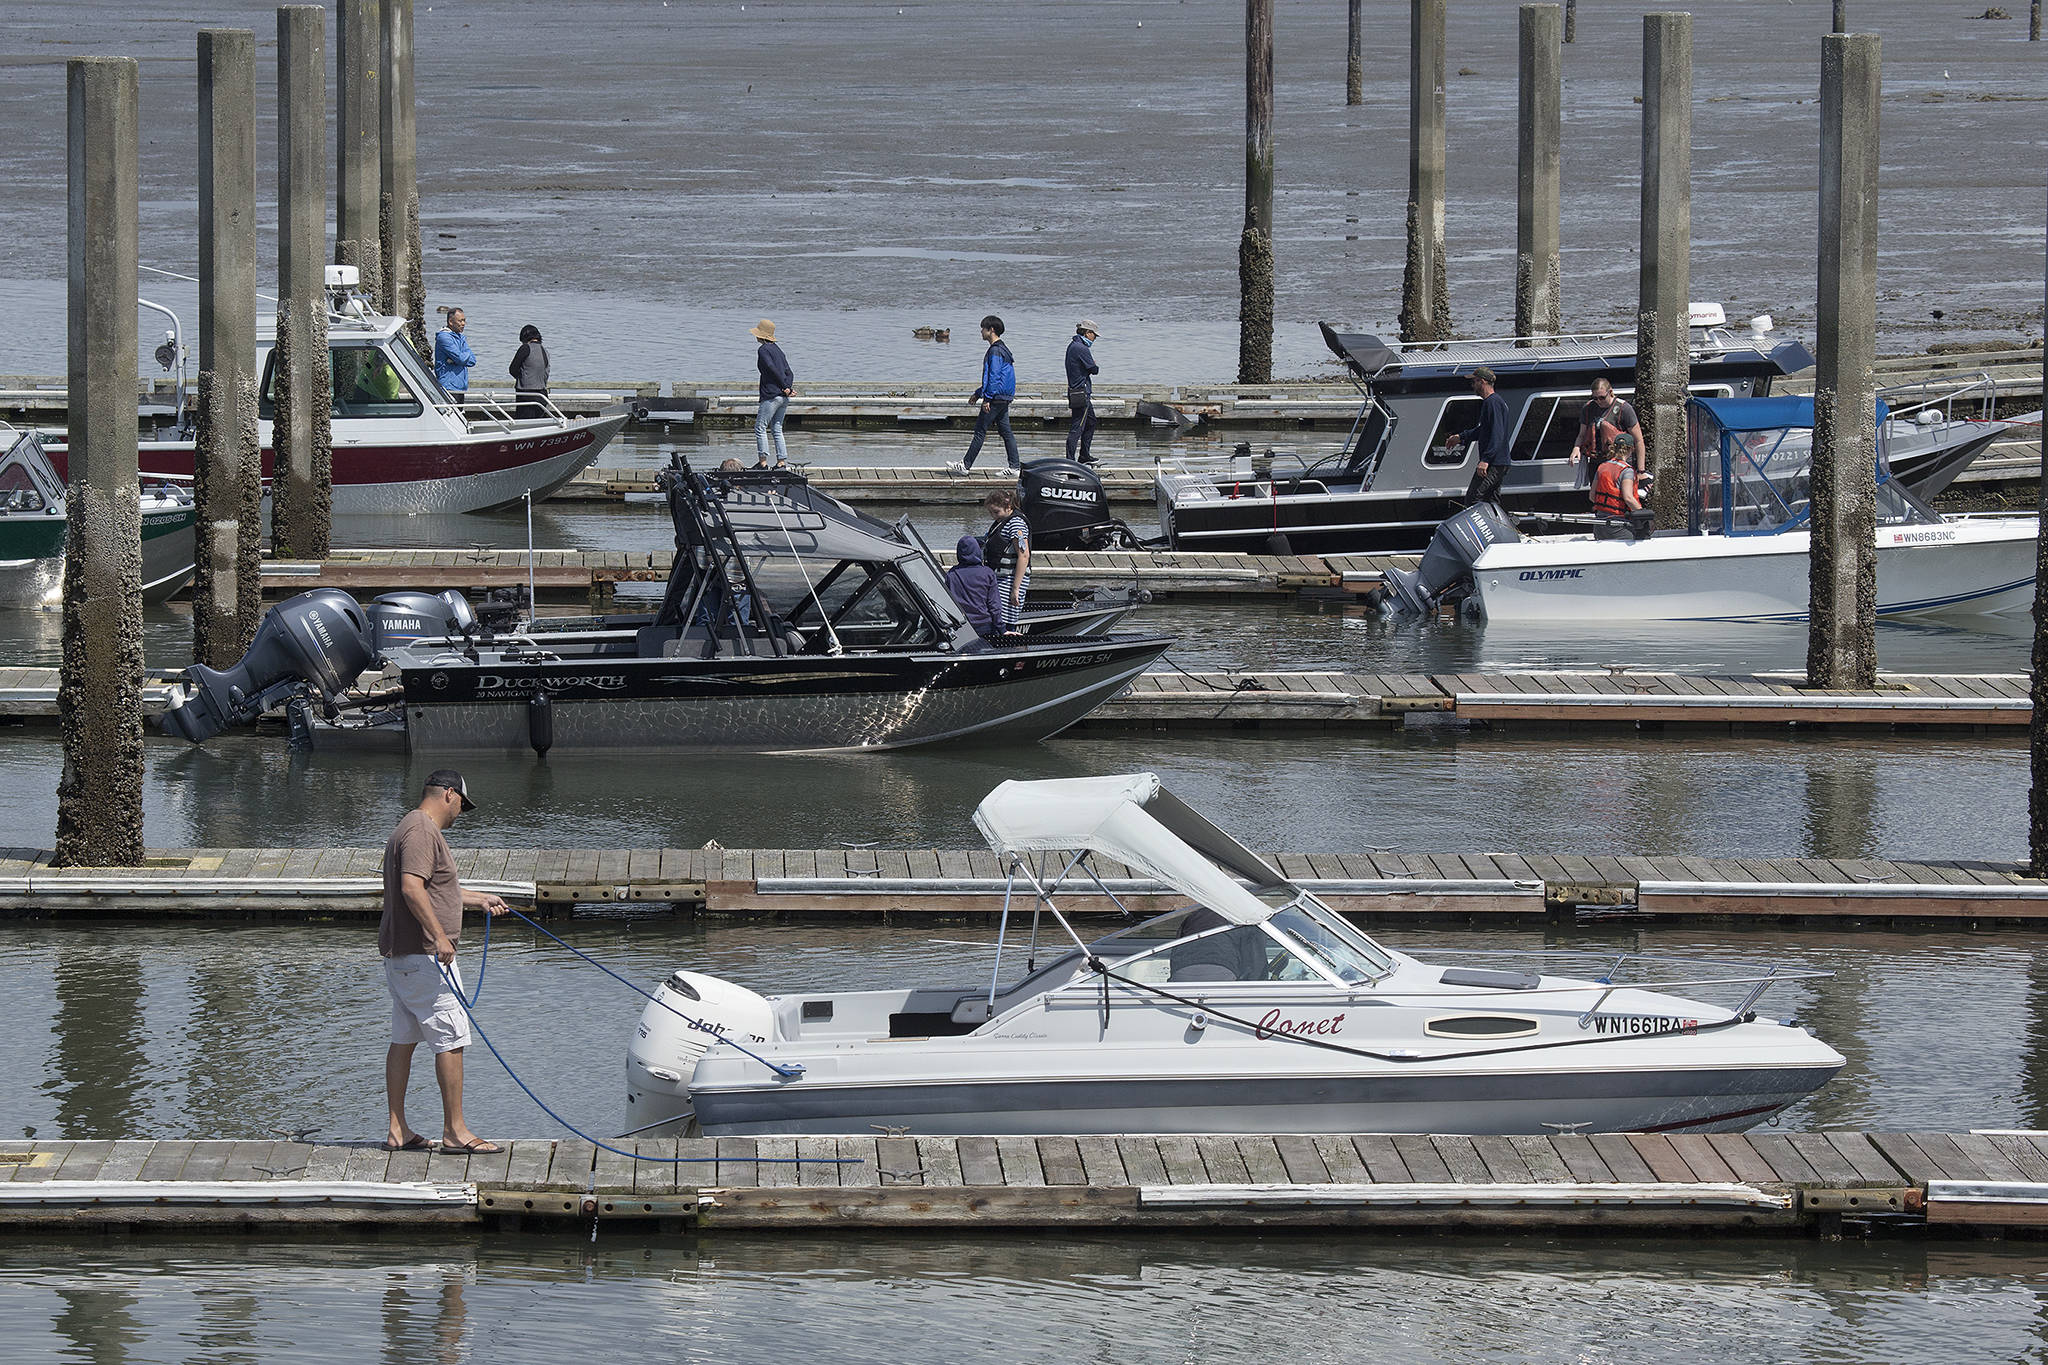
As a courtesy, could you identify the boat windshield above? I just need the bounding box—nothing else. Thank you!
[1265,897,1396,983]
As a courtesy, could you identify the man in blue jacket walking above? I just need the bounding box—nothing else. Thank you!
[951,314,1019,474]
[1064,320,1100,465]
[433,308,477,407]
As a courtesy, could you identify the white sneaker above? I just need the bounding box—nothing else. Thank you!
[947,460,969,476]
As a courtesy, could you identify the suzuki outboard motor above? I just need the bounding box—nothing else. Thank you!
[158,589,376,742]
[365,590,480,653]
[1376,502,1521,616]
[1019,457,1145,550]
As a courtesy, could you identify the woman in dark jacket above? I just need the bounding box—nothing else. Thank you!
[509,324,550,419]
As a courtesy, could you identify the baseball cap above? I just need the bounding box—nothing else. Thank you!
[425,769,477,812]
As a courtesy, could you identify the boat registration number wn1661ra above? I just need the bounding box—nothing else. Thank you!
[1589,1014,1699,1035]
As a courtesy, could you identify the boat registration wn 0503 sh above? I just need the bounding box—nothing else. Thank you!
[623,775,1845,1138]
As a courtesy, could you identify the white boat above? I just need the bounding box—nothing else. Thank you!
[623,774,1844,1137]
[1470,395,2038,624]
[43,267,627,517]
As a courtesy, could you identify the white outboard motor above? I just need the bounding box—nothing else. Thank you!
[623,971,778,1136]
[158,589,376,742]
[1376,502,1521,616]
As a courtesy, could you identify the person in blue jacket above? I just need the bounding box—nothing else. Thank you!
[1064,319,1100,465]
[433,308,478,407]
[951,314,1018,474]
[942,534,1002,638]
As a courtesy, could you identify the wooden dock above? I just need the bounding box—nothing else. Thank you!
[0,666,2025,735]
[0,843,2040,922]
[0,1129,2042,1236]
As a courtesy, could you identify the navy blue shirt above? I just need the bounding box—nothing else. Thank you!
[1064,334,1098,396]
[1459,390,1513,465]
[757,341,794,401]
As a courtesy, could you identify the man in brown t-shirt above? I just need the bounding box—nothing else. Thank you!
[380,769,508,1153]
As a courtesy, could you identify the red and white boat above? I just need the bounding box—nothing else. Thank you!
[47,270,626,516]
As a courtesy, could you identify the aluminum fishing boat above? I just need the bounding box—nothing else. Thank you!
[624,774,1844,1137]
[42,267,626,516]
[0,424,195,608]
[156,460,1172,753]
[1154,311,2005,554]
[1470,395,2038,624]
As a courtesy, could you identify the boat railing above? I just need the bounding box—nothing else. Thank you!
[430,388,573,434]
[1386,324,1768,369]
[1875,370,2001,427]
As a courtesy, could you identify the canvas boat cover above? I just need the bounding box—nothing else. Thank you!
[971,773,1285,926]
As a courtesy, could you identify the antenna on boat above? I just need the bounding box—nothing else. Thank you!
[524,490,536,627]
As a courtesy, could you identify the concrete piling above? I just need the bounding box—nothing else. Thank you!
[1515,4,1563,344]
[1238,0,1275,385]
[2033,0,2042,42]
[379,0,426,358]
[1400,0,1450,345]
[1637,13,1692,533]
[1807,33,1880,691]
[2032,188,2048,874]
[56,56,145,868]
[1832,1,1847,33]
[1346,0,1363,106]
[194,30,262,668]
[1564,0,1577,44]
[336,0,382,302]
[272,6,331,561]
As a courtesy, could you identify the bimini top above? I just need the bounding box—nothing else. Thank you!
[1689,394,1890,433]
[971,774,1283,926]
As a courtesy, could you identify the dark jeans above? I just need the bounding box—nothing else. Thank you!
[1066,394,1097,460]
[515,389,548,420]
[963,399,1019,470]
[1465,462,1506,503]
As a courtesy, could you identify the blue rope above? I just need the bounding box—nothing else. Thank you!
[439,907,850,1167]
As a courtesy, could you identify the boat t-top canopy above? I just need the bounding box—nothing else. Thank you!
[972,773,1283,927]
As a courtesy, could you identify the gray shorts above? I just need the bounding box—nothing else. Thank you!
[384,954,471,1053]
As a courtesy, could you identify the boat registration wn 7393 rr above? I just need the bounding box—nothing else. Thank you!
[624,775,1844,1137]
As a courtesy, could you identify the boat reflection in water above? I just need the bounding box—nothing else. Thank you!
[626,774,1845,1137]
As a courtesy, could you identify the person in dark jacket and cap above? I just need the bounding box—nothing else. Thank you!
[509,324,549,419]
[942,534,1003,638]
[1064,320,1100,465]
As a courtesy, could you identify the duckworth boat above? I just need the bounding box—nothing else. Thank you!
[1153,312,2007,555]
[623,774,1845,1137]
[156,460,1171,753]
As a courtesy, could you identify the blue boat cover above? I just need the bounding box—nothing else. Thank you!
[1688,394,1888,431]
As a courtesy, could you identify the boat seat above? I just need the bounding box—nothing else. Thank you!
[1169,908,1268,981]
[1169,964,1238,984]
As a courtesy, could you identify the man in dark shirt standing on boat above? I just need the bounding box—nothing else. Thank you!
[380,769,508,1155]
[1570,378,1640,486]
[1445,367,1512,503]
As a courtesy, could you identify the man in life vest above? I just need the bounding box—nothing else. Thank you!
[1591,431,1649,539]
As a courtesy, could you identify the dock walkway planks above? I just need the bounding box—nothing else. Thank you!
[0,1129,2040,1235]
[0,845,2041,922]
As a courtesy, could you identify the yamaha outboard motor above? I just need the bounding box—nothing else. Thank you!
[1375,502,1521,616]
[158,589,376,742]
[364,590,480,653]
[1019,457,1146,551]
